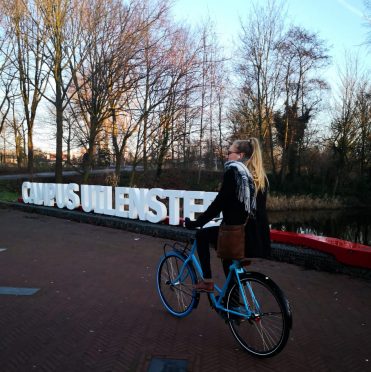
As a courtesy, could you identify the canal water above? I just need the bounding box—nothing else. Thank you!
[269,208,371,247]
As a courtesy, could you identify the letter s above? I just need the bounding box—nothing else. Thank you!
[66,183,80,210]
[146,188,167,223]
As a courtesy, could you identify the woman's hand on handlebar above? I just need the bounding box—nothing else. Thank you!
[184,217,198,230]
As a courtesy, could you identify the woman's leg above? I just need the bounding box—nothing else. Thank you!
[195,226,219,279]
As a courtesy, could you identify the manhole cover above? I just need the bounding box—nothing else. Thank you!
[148,358,188,372]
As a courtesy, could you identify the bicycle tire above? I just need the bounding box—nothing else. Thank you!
[157,252,199,318]
[226,271,292,358]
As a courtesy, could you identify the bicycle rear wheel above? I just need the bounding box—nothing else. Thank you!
[226,272,292,358]
[157,252,199,317]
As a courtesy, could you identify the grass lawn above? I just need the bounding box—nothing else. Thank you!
[0,190,18,202]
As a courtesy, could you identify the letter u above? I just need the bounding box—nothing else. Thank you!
[55,184,68,208]
[81,185,95,212]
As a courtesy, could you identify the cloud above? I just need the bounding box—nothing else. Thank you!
[336,0,365,19]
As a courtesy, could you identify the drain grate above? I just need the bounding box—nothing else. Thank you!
[148,358,188,372]
[0,287,40,296]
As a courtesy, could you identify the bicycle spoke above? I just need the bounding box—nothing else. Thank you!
[161,270,193,297]
[157,254,197,317]
[227,274,291,357]
[253,320,277,350]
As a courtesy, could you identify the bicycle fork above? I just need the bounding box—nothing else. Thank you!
[235,268,262,321]
[210,266,257,320]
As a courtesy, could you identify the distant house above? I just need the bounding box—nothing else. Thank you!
[43,152,68,163]
[0,150,18,165]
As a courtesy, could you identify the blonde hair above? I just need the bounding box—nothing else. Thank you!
[233,138,268,192]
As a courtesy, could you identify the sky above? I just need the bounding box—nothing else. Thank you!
[31,0,371,152]
[170,0,370,137]
[172,0,370,84]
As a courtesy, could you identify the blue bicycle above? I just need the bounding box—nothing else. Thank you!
[156,237,292,358]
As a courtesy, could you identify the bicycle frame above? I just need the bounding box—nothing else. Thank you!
[167,240,257,320]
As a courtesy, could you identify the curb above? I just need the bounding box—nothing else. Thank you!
[1,201,370,280]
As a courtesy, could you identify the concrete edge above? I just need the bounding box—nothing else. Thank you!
[1,201,370,280]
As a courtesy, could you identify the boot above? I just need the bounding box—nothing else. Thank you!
[194,280,214,293]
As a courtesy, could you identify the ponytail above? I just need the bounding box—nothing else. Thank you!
[233,138,268,192]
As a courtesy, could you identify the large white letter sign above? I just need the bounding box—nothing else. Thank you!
[203,192,218,212]
[66,183,80,210]
[21,182,219,225]
[103,186,115,216]
[56,184,68,208]
[129,188,148,220]
[22,182,31,203]
[92,186,115,216]
[93,185,107,214]
[183,191,207,220]
[115,187,130,218]
[43,183,56,207]
[81,185,95,212]
[30,183,44,205]
[164,189,184,225]
[146,188,167,223]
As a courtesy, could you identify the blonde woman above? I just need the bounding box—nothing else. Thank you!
[185,138,271,292]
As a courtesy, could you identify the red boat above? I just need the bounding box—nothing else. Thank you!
[270,229,371,269]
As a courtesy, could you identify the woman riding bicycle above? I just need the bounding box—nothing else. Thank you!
[185,138,271,292]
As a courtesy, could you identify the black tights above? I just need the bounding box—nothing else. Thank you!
[196,226,239,306]
[195,226,232,279]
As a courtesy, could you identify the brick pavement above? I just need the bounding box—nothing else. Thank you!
[0,208,370,372]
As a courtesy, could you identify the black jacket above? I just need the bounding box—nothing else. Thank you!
[194,167,271,258]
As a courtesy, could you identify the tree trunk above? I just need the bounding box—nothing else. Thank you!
[66,121,71,165]
[55,75,64,182]
[27,129,34,174]
[55,107,63,182]
[268,124,276,178]
[143,113,148,171]
[130,139,140,187]
[115,154,122,184]
[82,144,95,184]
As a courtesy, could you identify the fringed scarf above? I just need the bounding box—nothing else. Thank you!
[224,160,256,215]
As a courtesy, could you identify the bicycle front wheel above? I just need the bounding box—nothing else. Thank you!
[226,272,292,358]
[157,252,199,318]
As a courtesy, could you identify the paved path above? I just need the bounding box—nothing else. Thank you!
[0,208,370,372]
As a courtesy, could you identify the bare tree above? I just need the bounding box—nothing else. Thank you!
[128,0,175,175]
[126,18,205,184]
[354,80,371,178]
[275,26,330,183]
[0,23,15,137]
[8,100,26,167]
[0,72,13,138]
[198,21,228,172]
[153,30,203,180]
[329,54,361,195]
[35,0,85,181]
[1,0,49,173]
[233,0,286,176]
[70,0,164,182]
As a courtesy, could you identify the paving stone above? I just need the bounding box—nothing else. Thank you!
[0,208,371,371]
